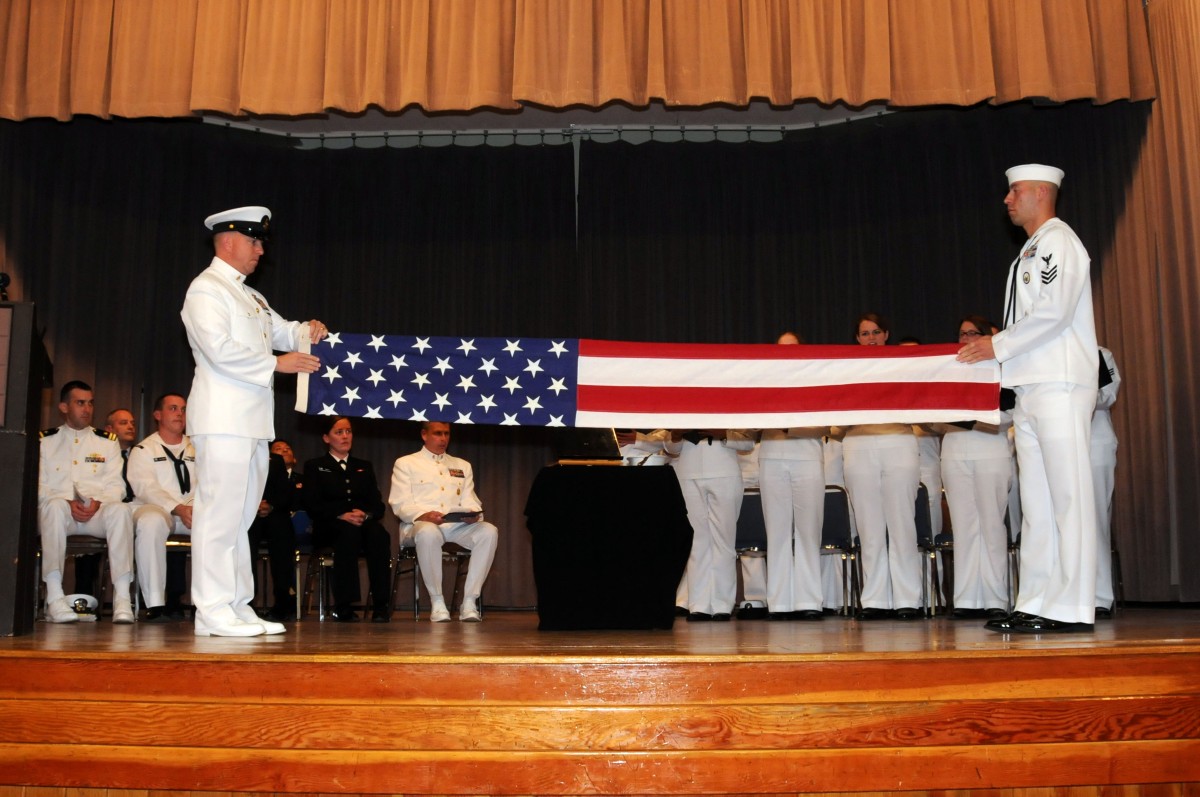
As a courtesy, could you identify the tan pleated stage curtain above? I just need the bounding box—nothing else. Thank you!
[0,0,1155,121]
[1098,0,1200,600]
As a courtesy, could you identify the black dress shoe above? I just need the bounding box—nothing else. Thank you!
[895,607,923,620]
[985,612,1093,634]
[794,610,824,621]
[985,611,1020,630]
[1009,614,1094,634]
[736,606,769,620]
[332,608,360,623]
[857,607,891,620]
[767,611,793,621]
[952,607,983,619]
[143,606,175,624]
[686,612,712,622]
[712,613,732,621]
[985,608,1009,619]
[265,606,292,623]
[1095,607,1113,620]
[371,607,390,623]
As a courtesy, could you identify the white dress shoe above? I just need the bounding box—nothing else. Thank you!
[45,596,79,623]
[112,597,135,625]
[194,618,266,637]
[256,619,287,635]
[429,598,451,623]
[459,599,481,623]
[234,608,286,635]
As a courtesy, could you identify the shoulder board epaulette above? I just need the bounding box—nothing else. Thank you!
[93,428,117,441]
[134,443,145,450]
[39,428,59,439]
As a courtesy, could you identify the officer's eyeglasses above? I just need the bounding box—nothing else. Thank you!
[958,329,984,339]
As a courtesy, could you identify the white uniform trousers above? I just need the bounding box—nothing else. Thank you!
[843,436,922,610]
[916,435,943,538]
[134,505,189,607]
[39,499,134,589]
[190,435,266,629]
[679,475,743,615]
[406,520,498,602]
[941,456,1012,610]
[758,458,824,612]
[821,439,849,608]
[1012,383,1098,624]
[1090,438,1118,610]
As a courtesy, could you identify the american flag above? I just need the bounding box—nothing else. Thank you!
[296,334,1000,427]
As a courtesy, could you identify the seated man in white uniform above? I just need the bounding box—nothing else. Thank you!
[389,422,499,623]
[38,380,135,624]
[127,392,197,623]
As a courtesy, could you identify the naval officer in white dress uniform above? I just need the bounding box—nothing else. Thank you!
[181,206,327,637]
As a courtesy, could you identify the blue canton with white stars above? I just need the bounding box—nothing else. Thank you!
[306,333,580,426]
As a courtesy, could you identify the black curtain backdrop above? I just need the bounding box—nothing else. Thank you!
[0,99,1162,607]
[576,102,1144,347]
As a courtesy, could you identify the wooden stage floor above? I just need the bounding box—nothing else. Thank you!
[2,607,1200,796]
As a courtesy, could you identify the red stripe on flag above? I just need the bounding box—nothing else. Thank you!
[579,339,962,360]
[577,382,998,414]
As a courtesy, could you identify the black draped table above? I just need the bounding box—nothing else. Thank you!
[524,464,693,630]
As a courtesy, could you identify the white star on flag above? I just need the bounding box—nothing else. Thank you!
[367,335,388,351]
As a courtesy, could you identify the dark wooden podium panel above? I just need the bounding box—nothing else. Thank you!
[0,303,48,637]
[525,464,692,630]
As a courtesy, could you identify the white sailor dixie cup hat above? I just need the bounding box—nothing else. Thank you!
[1005,164,1064,187]
[204,205,271,240]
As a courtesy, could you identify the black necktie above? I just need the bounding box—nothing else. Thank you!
[120,449,133,503]
[162,445,191,495]
[338,459,347,470]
